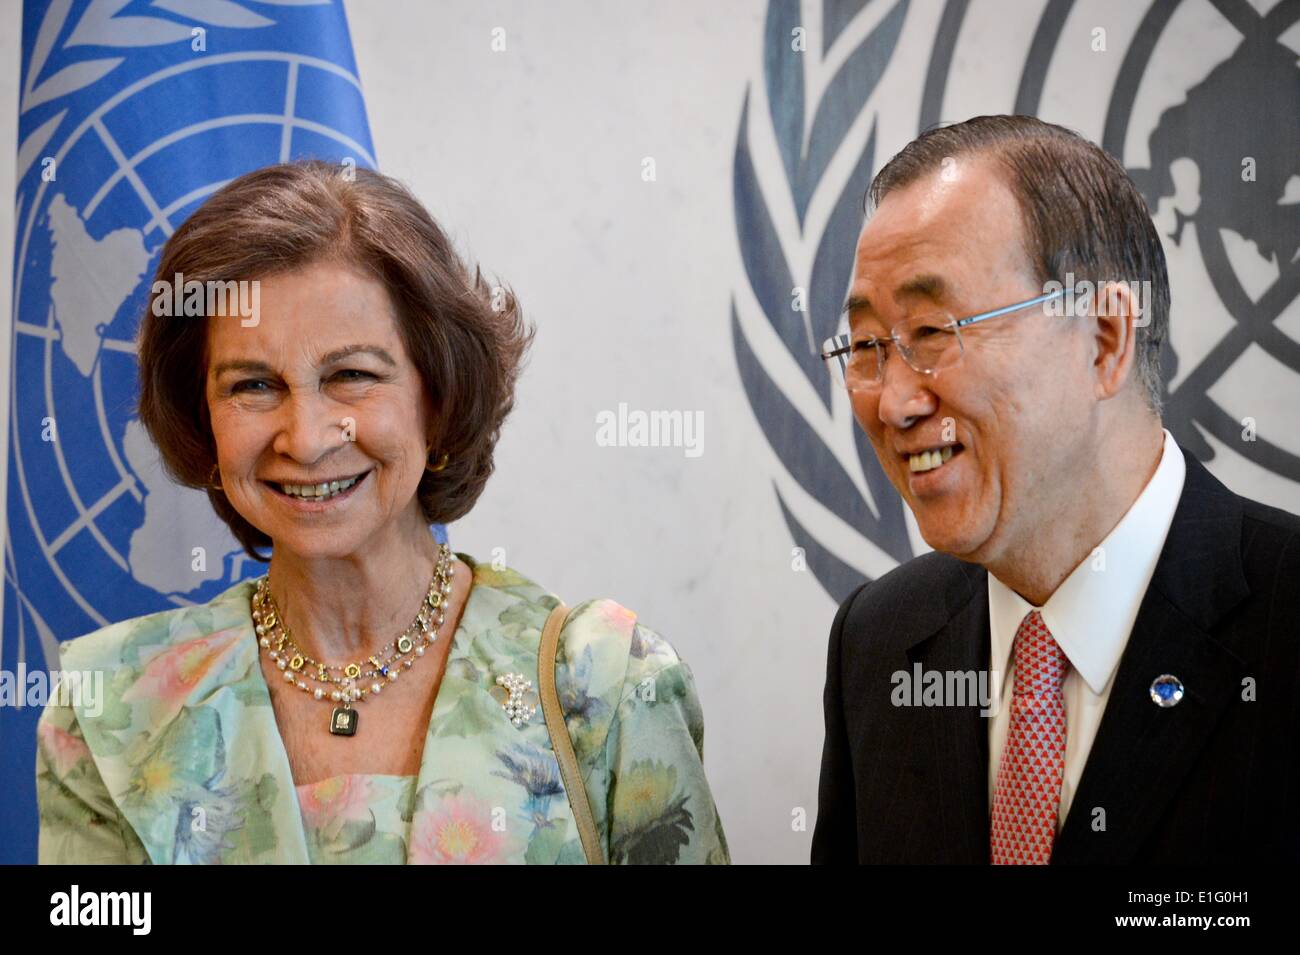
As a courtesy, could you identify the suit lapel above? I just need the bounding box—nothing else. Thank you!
[902,561,990,863]
[1052,451,1249,863]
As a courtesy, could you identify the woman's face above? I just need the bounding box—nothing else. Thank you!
[205,259,435,560]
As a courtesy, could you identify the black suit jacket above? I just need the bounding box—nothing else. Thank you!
[811,449,1300,863]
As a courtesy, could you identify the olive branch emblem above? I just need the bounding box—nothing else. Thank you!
[731,0,913,602]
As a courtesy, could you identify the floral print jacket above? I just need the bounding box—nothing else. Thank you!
[35,555,730,864]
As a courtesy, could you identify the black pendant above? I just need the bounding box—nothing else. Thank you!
[330,706,358,736]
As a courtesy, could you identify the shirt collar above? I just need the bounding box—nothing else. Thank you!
[988,429,1186,696]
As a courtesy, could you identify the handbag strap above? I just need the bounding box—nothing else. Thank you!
[538,602,607,864]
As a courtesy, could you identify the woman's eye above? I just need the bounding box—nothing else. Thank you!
[333,369,375,381]
[232,379,269,393]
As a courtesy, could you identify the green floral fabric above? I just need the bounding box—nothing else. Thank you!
[297,774,415,864]
[35,555,729,865]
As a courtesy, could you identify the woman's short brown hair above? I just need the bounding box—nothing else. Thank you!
[136,160,532,561]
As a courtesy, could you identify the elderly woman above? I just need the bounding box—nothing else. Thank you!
[35,161,728,865]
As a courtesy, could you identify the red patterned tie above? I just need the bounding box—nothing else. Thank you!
[990,610,1070,865]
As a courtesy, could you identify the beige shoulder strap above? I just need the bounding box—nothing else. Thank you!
[538,603,607,865]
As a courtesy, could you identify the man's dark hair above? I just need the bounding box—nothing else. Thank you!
[869,114,1170,412]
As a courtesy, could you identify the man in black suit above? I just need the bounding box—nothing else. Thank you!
[811,115,1300,864]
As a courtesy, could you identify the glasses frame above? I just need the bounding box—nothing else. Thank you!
[820,287,1068,388]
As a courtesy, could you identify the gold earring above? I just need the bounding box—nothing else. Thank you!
[208,464,224,490]
[426,452,449,473]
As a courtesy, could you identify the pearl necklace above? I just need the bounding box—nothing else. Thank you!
[250,544,454,736]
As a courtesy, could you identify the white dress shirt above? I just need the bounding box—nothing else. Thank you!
[986,428,1186,828]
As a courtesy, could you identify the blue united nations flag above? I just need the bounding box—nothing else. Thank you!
[1,0,404,862]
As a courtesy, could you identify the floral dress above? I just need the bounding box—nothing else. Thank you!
[35,556,729,864]
[296,774,416,864]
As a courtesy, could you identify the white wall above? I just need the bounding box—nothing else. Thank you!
[346,0,1300,864]
[346,0,829,864]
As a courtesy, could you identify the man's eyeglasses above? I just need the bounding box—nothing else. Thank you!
[819,288,1067,391]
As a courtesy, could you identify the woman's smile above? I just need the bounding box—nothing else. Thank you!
[263,469,373,511]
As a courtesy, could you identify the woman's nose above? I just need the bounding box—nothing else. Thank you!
[272,392,344,462]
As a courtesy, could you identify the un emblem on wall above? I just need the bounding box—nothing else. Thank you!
[7,0,376,664]
[732,0,1300,603]
[1109,0,1300,485]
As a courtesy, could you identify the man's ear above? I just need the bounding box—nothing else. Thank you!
[1088,281,1141,402]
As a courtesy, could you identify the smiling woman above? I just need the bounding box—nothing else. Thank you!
[34,161,729,866]
[200,260,448,566]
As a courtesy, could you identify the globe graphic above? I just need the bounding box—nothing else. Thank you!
[9,52,376,657]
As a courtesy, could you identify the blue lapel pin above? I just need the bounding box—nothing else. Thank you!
[1149,674,1185,707]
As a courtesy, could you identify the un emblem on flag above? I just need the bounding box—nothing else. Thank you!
[7,0,376,656]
